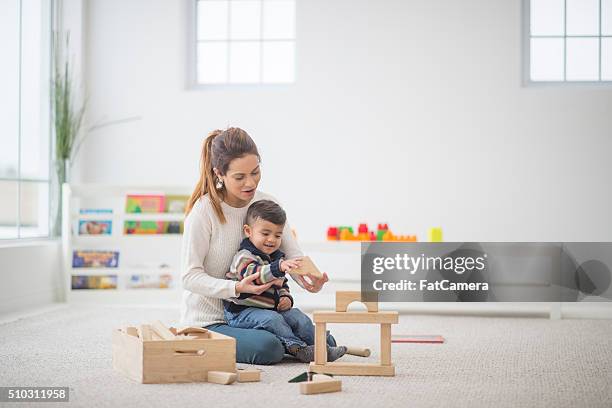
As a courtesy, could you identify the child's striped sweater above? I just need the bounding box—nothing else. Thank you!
[223,237,293,313]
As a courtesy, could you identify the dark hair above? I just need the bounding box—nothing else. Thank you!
[246,200,286,227]
[185,127,260,223]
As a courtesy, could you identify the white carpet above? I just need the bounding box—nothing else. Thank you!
[1,305,611,408]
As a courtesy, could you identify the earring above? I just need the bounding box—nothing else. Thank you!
[215,178,223,189]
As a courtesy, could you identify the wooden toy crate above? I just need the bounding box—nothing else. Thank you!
[112,327,236,384]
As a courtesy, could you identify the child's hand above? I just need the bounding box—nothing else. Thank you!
[272,278,285,288]
[277,297,292,311]
[280,258,301,273]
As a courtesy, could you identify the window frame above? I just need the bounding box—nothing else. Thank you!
[522,0,612,86]
[186,0,297,88]
[0,0,54,243]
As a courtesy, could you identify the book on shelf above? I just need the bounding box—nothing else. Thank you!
[125,194,189,214]
[126,273,173,289]
[165,221,183,234]
[125,194,165,213]
[123,220,184,234]
[72,250,120,268]
[71,274,118,289]
[165,195,189,213]
[79,208,113,214]
[78,220,112,235]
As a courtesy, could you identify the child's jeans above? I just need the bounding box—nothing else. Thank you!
[224,307,336,350]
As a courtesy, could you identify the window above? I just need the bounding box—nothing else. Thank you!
[527,0,612,82]
[0,0,53,240]
[193,0,296,85]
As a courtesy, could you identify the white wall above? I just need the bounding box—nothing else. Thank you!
[74,0,612,244]
[0,242,64,314]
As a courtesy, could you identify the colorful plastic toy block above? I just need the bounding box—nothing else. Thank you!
[327,223,420,242]
[327,227,338,240]
[428,227,443,242]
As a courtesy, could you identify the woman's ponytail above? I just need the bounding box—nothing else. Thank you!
[185,129,226,223]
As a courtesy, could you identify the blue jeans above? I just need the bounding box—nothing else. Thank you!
[207,323,285,365]
[221,307,336,353]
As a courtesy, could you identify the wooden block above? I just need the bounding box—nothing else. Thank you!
[288,372,310,383]
[335,291,359,312]
[176,335,198,340]
[313,311,398,324]
[335,291,378,312]
[346,347,371,357]
[124,327,138,337]
[137,325,152,341]
[380,324,391,365]
[314,323,327,365]
[186,332,211,339]
[289,256,322,278]
[309,362,395,377]
[311,374,334,382]
[237,368,261,382]
[300,379,342,395]
[151,331,164,341]
[151,320,176,340]
[207,371,237,385]
[176,326,209,336]
[336,292,378,312]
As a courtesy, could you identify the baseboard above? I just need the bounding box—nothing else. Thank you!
[0,286,63,317]
[0,302,68,325]
[558,303,612,319]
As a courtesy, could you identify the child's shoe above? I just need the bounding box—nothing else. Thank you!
[288,345,316,363]
[326,345,348,362]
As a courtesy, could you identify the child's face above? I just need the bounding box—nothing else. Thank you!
[244,218,284,255]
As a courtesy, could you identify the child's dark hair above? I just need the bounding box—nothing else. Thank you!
[246,200,286,226]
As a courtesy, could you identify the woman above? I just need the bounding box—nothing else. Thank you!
[180,127,330,364]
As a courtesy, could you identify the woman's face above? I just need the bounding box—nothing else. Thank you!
[218,154,261,207]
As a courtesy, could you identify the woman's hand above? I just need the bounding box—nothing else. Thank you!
[292,272,329,293]
[235,272,275,295]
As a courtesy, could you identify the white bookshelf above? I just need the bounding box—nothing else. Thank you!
[61,183,191,304]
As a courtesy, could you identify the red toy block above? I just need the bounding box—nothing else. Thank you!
[327,227,338,240]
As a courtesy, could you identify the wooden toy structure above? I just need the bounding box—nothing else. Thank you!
[309,291,399,376]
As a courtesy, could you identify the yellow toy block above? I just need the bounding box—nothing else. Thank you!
[428,227,443,242]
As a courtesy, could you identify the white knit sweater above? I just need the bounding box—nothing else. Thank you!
[179,190,304,327]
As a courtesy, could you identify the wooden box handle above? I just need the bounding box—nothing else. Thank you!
[174,349,206,356]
